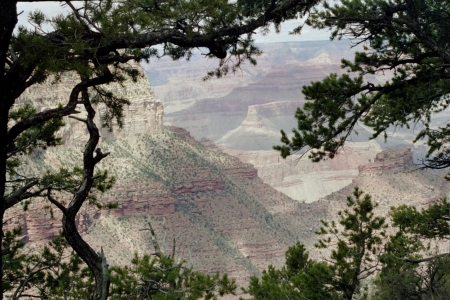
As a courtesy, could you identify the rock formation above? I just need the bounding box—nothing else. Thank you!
[17,62,163,145]
[321,148,449,237]
[162,41,360,143]
[224,140,383,203]
[359,148,414,175]
[10,126,325,287]
[217,101,304,150]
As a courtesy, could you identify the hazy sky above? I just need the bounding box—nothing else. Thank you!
[16,2,331,43]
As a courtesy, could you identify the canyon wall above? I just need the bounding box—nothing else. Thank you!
[16,62,163,145]
[10,122,325,286]
[10,39,449,292]
[359,148,414,175]
[161,42,360,143]
[225,141,382,203]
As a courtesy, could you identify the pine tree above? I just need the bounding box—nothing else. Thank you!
[374,198,450,299]
[274,0,450,173]
[244,188,387,300]
[1,1,324,298]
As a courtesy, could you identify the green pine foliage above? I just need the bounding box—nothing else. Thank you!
[109,253,236,300]
[374,199,450,299]
[244,188,386,300]
[242,242,334,300]
[315,188,387,299]
[244,188,450,300]
[2,232,236,299]
[274,0,450,173]
[1,232,94,299]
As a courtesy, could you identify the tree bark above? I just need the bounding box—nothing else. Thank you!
[0,2,18,299]
[62,88,110,300]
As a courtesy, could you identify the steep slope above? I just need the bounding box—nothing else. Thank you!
[8,127,326,285]
[320,148,450,232]
[9,62,329,285]
[17,61,164,144]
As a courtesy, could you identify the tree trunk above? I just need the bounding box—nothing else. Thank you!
[0,2,18,298]
[61,88,110,300]
[63,214,109,300]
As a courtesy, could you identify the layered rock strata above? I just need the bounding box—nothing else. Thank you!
[10,126,324,287]
[224,140,383,203]
[359,148,414,175]
[16,62,163,145]
[161,41,373,146]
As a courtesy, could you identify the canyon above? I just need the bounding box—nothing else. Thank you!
[9,40,450,292]
[10,64,324,285]
[10,125,327,284]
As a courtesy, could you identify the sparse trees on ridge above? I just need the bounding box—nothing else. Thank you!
[0,0,323,298]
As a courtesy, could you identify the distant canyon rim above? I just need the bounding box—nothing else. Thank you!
[149,39,444,203]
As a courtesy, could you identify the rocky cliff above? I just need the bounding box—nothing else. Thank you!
[161,41,361,143]
[10,123,326,286]
[223,140,383,203]
[217,101,305,150]
[17,62,164,145]
[359,148,414,175]
[321,148,449,235]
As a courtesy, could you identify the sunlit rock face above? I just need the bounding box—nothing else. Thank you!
[16,62,164,145]
[223,140,382,203]
[359,148,414,175]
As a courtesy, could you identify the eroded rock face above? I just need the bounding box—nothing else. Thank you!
[10,124,325,287]
[321,151,449,244]
[359,148,413,175]
[17,63,163,145]
[217,101,304,150]
[99,97,164,141]
[172,177,225,194]
[240,101,301,129]
[101,182,176,217]
[224,140,383,203]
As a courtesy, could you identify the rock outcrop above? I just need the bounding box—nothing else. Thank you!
[224,140,383,203]
[172,177,225,194]
[99,98,163,140]
[240,101,300,129]
[359,148,413,175]
[17,62,163,145]
[216,101,304,150]
[321,148,449,241]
